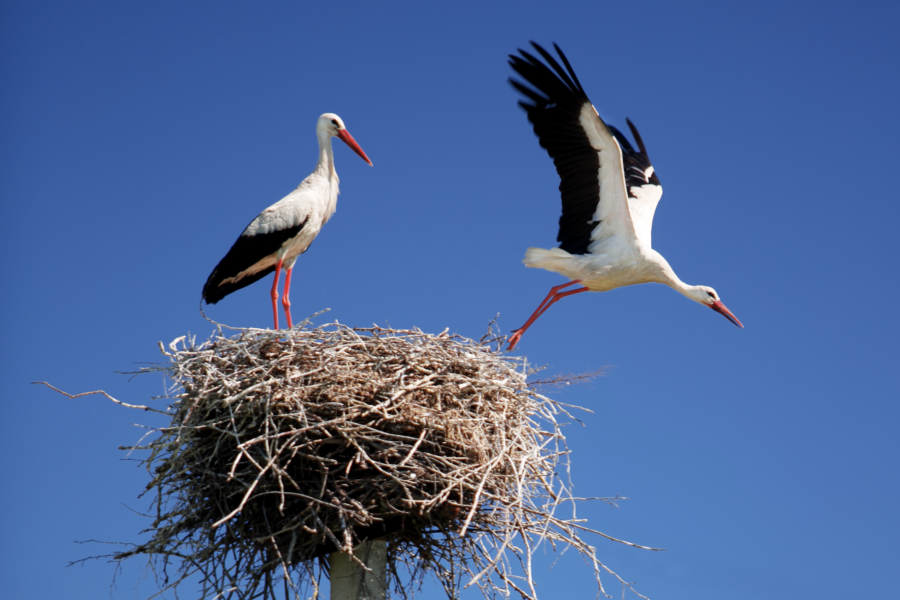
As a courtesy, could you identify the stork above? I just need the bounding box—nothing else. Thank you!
[506,43,742,351]
[202,113,372,330]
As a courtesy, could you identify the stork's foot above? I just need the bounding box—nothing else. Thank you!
[507,329,525,351]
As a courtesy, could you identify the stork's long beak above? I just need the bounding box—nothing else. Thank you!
[711,300,743,328]
[336,129,373,166]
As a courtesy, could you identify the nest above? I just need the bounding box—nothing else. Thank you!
[54,317,656,599]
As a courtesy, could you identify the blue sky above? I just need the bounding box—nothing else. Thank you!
[2,1,898,598]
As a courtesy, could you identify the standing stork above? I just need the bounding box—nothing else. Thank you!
[202,113,372,330]
[506,43,742,351]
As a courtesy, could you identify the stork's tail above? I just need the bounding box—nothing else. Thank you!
[523,247,574,272]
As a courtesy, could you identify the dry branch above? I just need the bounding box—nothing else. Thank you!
[45,319,658,599]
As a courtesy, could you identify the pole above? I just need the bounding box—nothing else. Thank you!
[330,540,387,600]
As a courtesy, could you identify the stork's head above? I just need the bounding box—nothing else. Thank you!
[318,113,373,166]
[690,286,743,328]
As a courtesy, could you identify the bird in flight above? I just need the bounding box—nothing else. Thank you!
[507,43,742,351]
[202,113,372,329]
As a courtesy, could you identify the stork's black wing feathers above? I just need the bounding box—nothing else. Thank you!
[202,263,276,305]
[609,119,660,198]
[202,217,307,304]
[509,42,600,255]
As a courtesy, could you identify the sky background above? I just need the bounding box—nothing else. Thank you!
[2,1,898,598]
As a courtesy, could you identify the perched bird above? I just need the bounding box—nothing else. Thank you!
[202,113,372,329]
[507,43,742,351]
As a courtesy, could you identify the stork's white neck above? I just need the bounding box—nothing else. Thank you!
[313,127,340,223]
[647,250,709,305]
[316,129,337,179]
[671,279,709,305]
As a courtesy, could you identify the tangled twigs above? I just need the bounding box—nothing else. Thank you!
[43,319,660,599]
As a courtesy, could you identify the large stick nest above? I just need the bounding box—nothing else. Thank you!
[82,318,654,599]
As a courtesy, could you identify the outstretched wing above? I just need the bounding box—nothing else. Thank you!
[609,119,662,247]
[509,42,635,255]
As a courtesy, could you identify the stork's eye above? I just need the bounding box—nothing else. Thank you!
[707,291,715,298]
[331,119,338,125]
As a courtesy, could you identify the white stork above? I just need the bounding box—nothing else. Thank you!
[506,43,742,351]
[202,113,372,330]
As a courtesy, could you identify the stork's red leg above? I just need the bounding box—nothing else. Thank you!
[522,280,583,322]
[270,258,283,330]
[282,266,294,329]
[508,280,588,351]
[513,280,584,336]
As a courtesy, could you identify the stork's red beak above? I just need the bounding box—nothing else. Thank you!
[336,129,373,166]
[711,300,743,328]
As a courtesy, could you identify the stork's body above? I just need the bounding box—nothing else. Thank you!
[202,113,372,329]
[507,43,742,351]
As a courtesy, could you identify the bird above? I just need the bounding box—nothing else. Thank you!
[506,43,742,351]
[202,113,372,330]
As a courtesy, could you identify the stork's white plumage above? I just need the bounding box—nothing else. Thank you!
[202,113,372,329]
[507,43,742,351]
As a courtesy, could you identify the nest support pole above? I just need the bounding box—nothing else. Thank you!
[330,540,387,600]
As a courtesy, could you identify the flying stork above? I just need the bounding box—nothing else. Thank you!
[202,113,372,330]
[506,43,742,351]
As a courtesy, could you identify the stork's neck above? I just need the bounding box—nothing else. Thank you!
[315,130,337,179]
[649,251,708,305]
[313,129,340,222]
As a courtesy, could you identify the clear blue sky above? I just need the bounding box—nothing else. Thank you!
[2,1,898,598]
